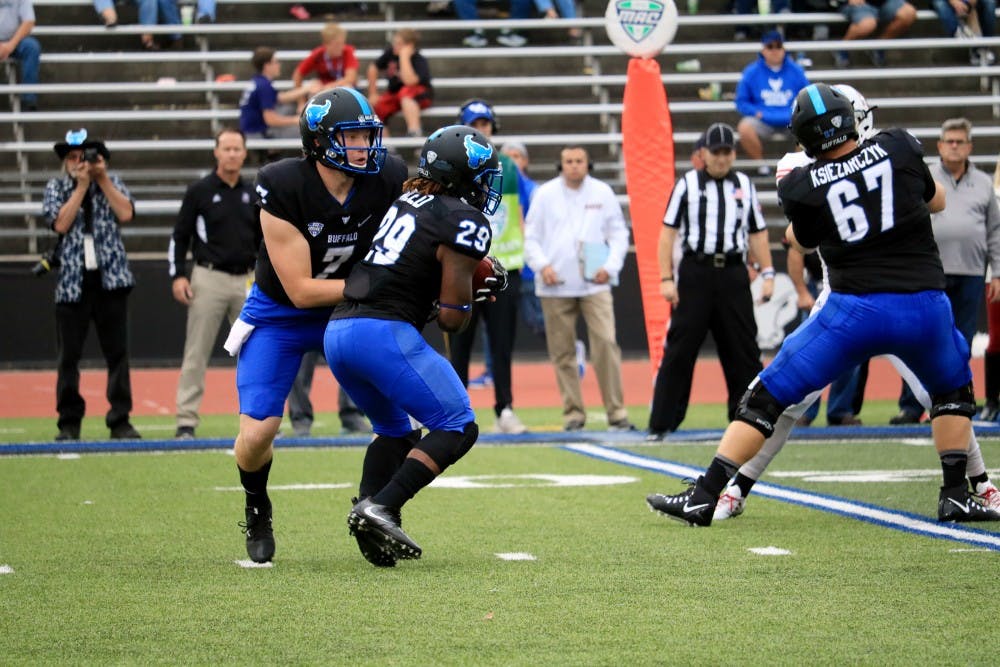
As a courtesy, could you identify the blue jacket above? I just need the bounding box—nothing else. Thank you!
[735,54,810,129]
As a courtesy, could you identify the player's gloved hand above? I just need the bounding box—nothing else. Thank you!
[474,255,509,302]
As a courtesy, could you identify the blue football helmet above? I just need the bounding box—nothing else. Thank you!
[417,124,503,215]
[299,87,386,174]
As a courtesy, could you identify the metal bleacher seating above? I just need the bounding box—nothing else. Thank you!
[3,0,1000,258]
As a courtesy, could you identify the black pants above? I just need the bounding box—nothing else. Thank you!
[55,274,133,430]
[648,258,763,433]
[447,269,521,416]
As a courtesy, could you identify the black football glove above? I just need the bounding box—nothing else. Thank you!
[474,255,509,302]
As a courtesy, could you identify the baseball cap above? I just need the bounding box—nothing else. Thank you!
[704,122,736,151]
[760,30,783,47]
[459,100,496,126]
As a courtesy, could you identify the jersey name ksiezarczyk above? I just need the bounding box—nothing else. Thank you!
[252,155,407,308]
[333,191,492,328]
[778,128,944,294]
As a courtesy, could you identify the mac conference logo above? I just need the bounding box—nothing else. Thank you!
[615,0,663,42]
[604,0,678,58]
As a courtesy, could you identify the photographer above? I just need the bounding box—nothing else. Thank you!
[42,129,141,441]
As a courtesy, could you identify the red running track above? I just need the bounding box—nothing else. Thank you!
[1,356,976,419]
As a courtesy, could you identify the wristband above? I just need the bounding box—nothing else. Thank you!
[439,302,472,312]
[761,268,776,280]
[661,276,674,282]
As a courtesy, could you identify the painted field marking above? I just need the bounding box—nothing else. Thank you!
[748,547,792,556]
[234,560,273,569]
[214,483,352,492]
[0,564,13,574]
[57,453,80,460]
[564,443,1000,552]
[431,474,637,489]
[495,552,537,561]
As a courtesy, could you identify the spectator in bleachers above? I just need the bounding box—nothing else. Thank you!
[735,31,809,175]
[731,0,790,42]
[458,0,533,47]
[291,22,358,107]
[93,0,182,50]
[0,0,40,111]
[43,129,141,441]
[535,0,582,41]
[193,0,216,23]
[366,29,432,140]
[930,0,996,65]
[240,47,314,158]
[833,0,917,68]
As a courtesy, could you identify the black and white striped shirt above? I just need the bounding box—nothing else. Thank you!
[663,169,766,255]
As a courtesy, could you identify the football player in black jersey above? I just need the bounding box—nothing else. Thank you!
[648,83,998,526]
[225,87,407,563]
[324,125,505,564]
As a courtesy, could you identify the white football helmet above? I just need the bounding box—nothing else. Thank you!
[832,84,877,142]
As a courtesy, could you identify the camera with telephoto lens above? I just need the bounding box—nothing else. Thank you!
[83,147,100,163]
[31,236,63,276]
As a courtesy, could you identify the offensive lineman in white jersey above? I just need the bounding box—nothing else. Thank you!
[713,84,1000,521]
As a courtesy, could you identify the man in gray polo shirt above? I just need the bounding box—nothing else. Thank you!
[0,0,40,111]
[891,117,1000,424]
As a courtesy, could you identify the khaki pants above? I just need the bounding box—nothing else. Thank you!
[176,265,250,428]
[539,291,627,427]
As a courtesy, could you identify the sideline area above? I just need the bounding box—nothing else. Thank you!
[0,356,950,419]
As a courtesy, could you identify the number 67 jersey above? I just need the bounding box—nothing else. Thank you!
[334,190,493,328]
[778,128,945,295]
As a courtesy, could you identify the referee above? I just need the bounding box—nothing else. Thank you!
[168,128,260,439]
[647,122,774,438]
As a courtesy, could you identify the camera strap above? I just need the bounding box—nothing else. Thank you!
[82,188,98,271]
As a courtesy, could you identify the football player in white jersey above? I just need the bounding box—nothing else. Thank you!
[714,84,1000,520]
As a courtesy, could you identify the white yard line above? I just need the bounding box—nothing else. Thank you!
[565,443,1000,552]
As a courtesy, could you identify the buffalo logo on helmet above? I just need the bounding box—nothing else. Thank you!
[304,99,332,131]
[65,128,88,145]
[463,134,493,169]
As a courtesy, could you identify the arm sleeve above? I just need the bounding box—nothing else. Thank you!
[257,81,278,111]
[444,209,492,260]
[523,187,549,271]
[985,184,1000,276]
[746,180,767,233]
[662,175,688,229]
[734,67,757,118]
[169,183,199,277]
[412,54,432,87]
[602,185,630,276]
[344,45,359,71]
[255,167,296,223]
[42,178,63,228]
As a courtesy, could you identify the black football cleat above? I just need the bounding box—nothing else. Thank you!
[348,498,421,560]
[646,478,716,527]
[350,497,396,567]
[239,505,275,563]
[938,484,1000,522]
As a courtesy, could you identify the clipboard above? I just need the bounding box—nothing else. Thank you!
[579,241,618,286]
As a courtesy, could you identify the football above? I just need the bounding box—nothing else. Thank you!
[472,256,494,292]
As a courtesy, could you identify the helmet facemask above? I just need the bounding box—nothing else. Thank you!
[317,121,387,175]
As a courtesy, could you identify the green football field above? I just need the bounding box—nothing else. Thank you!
[2,404,999,665]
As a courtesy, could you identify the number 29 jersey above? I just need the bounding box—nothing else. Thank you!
[333,191,493,328]
[252,155,407,308]
[778,128,944,294]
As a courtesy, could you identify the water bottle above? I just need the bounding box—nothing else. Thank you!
[687,0,698,14]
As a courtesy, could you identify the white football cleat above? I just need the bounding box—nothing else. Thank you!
[495,407,527,434]
[974,481,1000,512]
[713,484,746,521]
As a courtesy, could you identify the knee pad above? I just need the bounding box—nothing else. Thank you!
[929,382,976,419]
[735,379,786,438]
[415,422,479,471]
